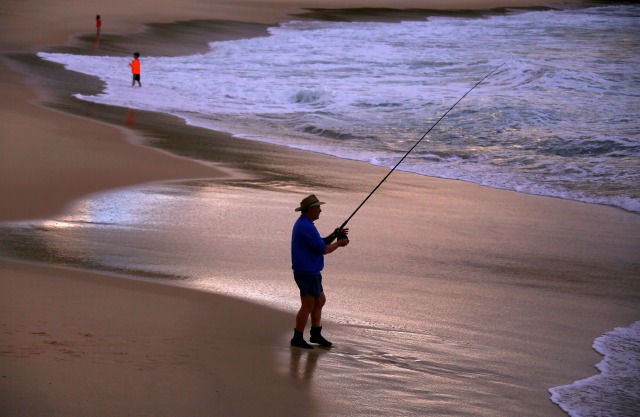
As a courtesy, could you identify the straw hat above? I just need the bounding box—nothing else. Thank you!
[295,194,325,212]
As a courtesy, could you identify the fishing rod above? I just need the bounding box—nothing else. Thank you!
[335,63,504,239]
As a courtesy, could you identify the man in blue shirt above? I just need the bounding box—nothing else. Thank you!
[291,194,349,349]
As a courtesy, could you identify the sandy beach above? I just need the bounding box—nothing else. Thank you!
[1,0,639,416]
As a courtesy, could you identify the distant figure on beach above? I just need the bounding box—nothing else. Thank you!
[129,52,141,87]
[96,15,101,38]
[291,195,349,349]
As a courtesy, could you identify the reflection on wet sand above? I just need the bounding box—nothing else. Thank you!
[290,347,325,383]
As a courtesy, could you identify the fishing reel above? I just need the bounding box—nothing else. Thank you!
[334,228,349,241]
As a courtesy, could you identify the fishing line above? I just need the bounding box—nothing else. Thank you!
[336,63,504,237]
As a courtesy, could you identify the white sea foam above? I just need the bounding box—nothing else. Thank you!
[38,5,640,213]
[550,321,640,417]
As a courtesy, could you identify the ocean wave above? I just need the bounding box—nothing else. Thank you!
[37,5,640,213]
[550,321,640,417]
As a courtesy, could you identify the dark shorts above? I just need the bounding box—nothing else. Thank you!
[294,273,323,298]
[133,74,141,81]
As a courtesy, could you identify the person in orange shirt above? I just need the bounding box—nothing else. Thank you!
[129,52,141,87]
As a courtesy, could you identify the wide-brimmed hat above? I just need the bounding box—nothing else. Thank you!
[295,194,325,212]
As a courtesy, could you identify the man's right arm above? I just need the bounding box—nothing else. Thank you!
[324,238,349,254]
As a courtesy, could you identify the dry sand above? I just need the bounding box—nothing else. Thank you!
[1,0,638,416]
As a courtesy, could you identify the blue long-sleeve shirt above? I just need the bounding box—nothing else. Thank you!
[291,215,327,275]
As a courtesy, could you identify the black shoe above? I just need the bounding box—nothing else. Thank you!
[291,330,314,349]
[310,326,332,347]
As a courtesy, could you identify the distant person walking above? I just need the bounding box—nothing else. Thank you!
[129,52,141,87]
[96,15,102,37]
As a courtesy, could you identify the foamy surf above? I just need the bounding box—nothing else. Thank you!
[550,321,640,417]
[38,5,640,212]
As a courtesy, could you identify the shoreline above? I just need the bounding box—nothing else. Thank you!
[26,7,639,217]
[2,1,638,416]
[16,12,639,219]
[0,0,615,224]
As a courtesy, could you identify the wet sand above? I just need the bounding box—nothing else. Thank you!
[1,0,639,416]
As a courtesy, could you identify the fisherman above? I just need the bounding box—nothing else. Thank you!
[291,194,349,349]
[129,52,141,87]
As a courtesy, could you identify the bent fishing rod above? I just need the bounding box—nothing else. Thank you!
[335,64,504,239]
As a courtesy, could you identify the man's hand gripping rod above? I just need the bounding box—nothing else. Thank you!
[335,64,504,240]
